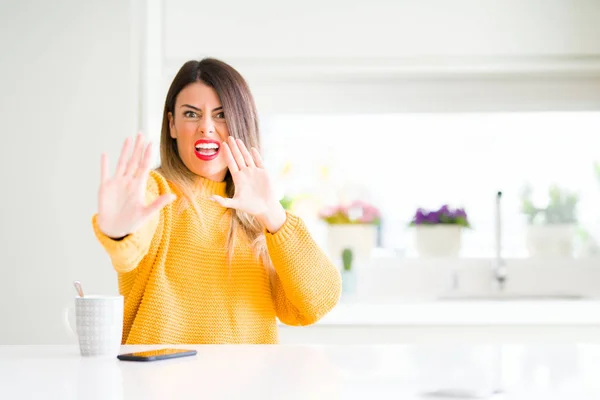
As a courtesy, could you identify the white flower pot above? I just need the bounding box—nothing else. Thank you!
[415,225,462,258]
[526,224,574,258]
[327,224,377,262]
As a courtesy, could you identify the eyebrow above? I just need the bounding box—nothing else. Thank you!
[180,104,223,112]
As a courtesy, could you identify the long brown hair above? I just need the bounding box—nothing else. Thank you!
[156,58,267,263]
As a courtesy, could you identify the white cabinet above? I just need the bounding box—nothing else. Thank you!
[163,0,600,59]
[150,0,600,114]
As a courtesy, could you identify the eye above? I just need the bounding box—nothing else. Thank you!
[183,110,199,118]
[215,111,225,119]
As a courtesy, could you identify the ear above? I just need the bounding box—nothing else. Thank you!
[168,112,176,139]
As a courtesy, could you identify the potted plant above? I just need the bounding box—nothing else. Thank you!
[319,200,380,262]
[521,183,578,258]
[409,205,470,258]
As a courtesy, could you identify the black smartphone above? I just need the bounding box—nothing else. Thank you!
[117,348,197,362]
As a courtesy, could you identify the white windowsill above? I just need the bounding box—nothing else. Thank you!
[299,299,600,326]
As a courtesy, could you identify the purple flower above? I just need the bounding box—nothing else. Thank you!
[414,208,427,224]
[410,204,470,227]
[427,211,440,223]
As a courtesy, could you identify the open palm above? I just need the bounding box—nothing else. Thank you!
[97,134,175,239]
[211,137,278,217]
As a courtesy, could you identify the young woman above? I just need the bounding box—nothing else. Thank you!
[92,58,341,344]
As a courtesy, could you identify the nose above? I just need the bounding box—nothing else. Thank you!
[198,115,215,134]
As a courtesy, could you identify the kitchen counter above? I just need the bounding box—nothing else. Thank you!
[2,344,600,399]
[313,299,600,326]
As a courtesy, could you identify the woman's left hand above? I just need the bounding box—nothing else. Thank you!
[211,136,287,233]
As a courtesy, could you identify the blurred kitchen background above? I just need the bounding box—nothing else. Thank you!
[2,0,600,345]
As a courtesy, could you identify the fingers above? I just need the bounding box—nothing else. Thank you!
[210,195,237,209]
[100,153,109,184]
[135,142,153,180]
[142,194,177,219]
[124,133,145,177]
[222,142,239,174]
[228,136,247,169]
[236,138,255,168]
[250,147,264,169]
[224,136,260,172]
[115,137,133,177]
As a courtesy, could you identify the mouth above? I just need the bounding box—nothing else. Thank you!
[194,139,220,161]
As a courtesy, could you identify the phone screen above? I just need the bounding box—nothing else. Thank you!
[128,349,192,358]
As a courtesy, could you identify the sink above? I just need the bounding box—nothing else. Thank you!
[437,293,588,301]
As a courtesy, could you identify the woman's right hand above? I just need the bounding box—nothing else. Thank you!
[97,133,176,239]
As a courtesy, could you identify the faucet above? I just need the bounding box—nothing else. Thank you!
[493,191,507,290]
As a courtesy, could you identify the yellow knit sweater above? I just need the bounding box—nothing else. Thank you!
[92,170,341,344]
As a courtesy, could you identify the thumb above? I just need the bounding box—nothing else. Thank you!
[142,194,177,218]
[210,195,237,209]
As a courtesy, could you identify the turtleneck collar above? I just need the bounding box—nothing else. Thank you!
[196,176,227,197]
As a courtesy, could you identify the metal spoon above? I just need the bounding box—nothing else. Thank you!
[73,281,84,297]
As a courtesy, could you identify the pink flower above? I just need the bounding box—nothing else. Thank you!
[318,206,339,218]
[319,200,380,225]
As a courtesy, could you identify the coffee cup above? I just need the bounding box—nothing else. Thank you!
[63,295,124,357]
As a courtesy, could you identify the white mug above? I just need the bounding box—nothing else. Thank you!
[63,295,124,357]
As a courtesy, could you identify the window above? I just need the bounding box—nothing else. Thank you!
[262,112,600,258]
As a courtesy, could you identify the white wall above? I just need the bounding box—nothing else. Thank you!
[0,0,141,344]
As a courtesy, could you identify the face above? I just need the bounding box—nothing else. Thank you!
[168,81,230,181]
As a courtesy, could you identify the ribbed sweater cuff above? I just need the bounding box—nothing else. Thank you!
[264,211,301,246]
[92,214,148,272]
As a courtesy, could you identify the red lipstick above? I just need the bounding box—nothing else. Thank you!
[194,139,220,161]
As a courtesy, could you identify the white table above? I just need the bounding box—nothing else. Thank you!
[2,344,600,399]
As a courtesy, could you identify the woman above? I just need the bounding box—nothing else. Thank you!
[92,58,342,344]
